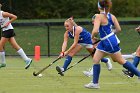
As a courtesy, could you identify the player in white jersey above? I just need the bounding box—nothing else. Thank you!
[0,4,32,69]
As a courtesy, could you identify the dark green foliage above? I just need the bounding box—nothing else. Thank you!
[0,0,139,19]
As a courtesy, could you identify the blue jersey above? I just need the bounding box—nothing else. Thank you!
[68,26,92,44]
[97,13,121,53]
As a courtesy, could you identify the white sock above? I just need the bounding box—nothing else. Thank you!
[90,67,93,75]
[17,48,29,61]
[0,51,6,64]
[122,54,134,59]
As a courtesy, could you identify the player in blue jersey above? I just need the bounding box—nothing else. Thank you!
[84,0,140,89]
[83,14,134,77]
[122,26,140,77]
[56,17,112,76]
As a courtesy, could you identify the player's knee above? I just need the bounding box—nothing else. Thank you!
[112,59,117,62]
[93,58,100,64]
[68,52,75,57]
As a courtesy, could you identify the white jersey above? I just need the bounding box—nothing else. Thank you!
[0,11,14,31]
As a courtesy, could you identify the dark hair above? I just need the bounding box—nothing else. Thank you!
[98,0,112,14]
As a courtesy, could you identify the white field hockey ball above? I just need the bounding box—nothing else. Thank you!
[38,74,43,77]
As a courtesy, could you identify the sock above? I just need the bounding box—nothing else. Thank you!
[101,58,108,63]
[132,56,140,67]
[123,61,140,77]
[90,66,93,74]
[17,48,29,61]
[62,55,72,71]
[93,64,100,84]
[0,51,6,64]
[122,55,134,59]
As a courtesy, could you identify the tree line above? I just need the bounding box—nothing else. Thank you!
[0,0,140,19]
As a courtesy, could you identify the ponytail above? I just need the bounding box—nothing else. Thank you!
[65,17,78,27]
[98,0,112,15]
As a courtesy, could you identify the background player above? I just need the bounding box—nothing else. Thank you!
[0,3,32,69]
[56,17,112,76]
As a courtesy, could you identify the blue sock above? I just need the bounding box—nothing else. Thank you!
[101,58,108,63]
[132,56,140,67]
[93,64,100,84]
[123,61,140,77]
[62,55,72,71]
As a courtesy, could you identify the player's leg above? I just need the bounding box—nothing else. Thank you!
[56,44,83,76]
[122,54,135,59]
[85,49,106,89]
[0,37,8,68]
[122,45,140,77]
[9,37,32,69]
[83,47,112,77]
[110,51,140,78]
[87,47,112,70]
[133,45,140,67]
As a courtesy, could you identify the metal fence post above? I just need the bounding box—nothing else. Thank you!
[45,22,50,57]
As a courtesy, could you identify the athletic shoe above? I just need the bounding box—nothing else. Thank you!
[25,58,32,69]
[84,82,100,89]
[83,70,93,77]
[122,69,134,78]
[106,58,112,71]
[0,63,6,68]
[56,66,64,76]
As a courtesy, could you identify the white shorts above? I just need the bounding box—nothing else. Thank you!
[79,43,93,48]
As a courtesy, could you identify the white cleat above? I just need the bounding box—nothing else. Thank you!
[106,58,112,71]
[83,71,93,77]
[84,82,100,89]
[25,58,32,69]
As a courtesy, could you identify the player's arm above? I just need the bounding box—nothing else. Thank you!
[112,15,121,33]
[91,14,100,39]
[64,27,81,55]
[59,31,69,58]
[2,12,17,27]
[61,31,68,52]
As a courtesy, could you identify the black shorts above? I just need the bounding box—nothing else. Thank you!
[1,29,16,38]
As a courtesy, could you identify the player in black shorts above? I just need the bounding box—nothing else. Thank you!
[0,3,32,69]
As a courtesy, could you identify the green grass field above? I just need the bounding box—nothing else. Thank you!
[0,57,140,93]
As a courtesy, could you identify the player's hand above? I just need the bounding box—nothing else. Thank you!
[58,52,65,58]
[2,22,10,28]
[135,26,140,32]
[92,37,99,42]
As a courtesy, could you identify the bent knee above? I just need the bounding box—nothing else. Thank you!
[68,52,75,57]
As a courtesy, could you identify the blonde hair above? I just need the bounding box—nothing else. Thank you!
[65,17,78,26]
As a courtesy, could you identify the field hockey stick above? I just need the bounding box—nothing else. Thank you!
[60,40,101,73]
[33,57,61,76]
